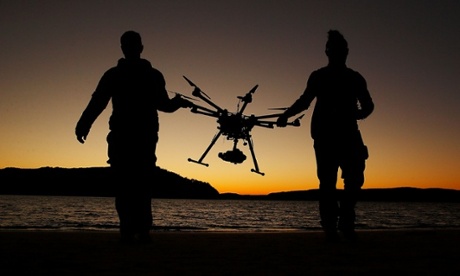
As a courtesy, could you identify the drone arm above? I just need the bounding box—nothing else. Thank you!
[188,130,223,166]
[183,76,225,113]
[191,104,220,117]
[253,113,285,120]
[194,90,225,113]
[253,120,276,128]
[253,119,302,128]
[253,113,304,128]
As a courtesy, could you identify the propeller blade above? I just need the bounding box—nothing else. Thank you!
[183,75,197,87]
[200,90,212,100]
[182,75,212,100]
[167,91,198,101]
[267,107,288,110]
[249,84,258,94]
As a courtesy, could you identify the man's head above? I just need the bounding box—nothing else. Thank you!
[120,31,143,59]
[325,30,348,65]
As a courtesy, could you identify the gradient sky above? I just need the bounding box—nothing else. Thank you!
[1,1,459,195]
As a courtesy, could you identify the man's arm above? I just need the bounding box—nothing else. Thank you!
[75,74,112,143]
[277,74,317,127]
[355,74,374,120]
[155,72,193,113]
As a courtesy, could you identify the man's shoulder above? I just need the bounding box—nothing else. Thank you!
[102,61,122,75]
[97,66,119,83]
[313,66,359,74]
[137,59,164,76]
[105,66,119,74]
[149,66,163,76]
[345,68,366,81]
[308,67,329,80]
[314,66,328,73]
[345,67,360,74]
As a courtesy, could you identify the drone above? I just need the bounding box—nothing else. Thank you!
[182,76,304,176]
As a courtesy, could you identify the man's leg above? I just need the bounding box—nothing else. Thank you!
[113,166,142,243]
[338,186,361,233]
[108,132,156,243]
[314,142,340,238]
[136,194,153,242]
[339,146,366,238]
[131,186,153,242]
[131,167,154,242]
[115,193,137,242]
[115,171,153,243]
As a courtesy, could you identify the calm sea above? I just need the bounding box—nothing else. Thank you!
[1,195,459,232]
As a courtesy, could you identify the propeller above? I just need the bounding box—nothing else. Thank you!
[183,76,212,99]
[267,107,288,111]
[167,90,199,101]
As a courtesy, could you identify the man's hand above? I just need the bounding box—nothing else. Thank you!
[76,134,87,144]
[172,94,194,108]
[180,98,195,108]
[276,114,288,127]
[75,127,89,144]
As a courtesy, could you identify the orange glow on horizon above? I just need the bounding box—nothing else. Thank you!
[1,1,459,195]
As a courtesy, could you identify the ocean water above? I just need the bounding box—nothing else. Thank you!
[0,195,459,232]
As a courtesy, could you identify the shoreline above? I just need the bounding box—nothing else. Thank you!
[1,229,459,275]
[1,225,459,232]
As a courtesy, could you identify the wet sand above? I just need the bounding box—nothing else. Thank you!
[0,229,459,275]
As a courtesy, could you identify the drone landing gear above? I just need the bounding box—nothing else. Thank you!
[246,137,265,176]
[188,130,222,167]
[188,133,265,176]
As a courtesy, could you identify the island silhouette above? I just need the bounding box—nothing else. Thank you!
[0,167,458,202]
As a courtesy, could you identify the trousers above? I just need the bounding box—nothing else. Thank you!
[313,132,368,231]
[112,166,155,237]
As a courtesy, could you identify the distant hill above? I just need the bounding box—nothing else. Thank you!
[0,167,219,199]
[222,188,460,202]
[0,167,458,202]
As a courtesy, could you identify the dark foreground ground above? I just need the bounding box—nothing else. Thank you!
[0,229,459,275]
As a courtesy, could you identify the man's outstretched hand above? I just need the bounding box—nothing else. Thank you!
[276,114,288,127]
[76,133,87,144]
[180,98,195,108]
[173,94,194,108]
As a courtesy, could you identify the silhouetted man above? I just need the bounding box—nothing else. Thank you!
[75,31,193,243]
[277,30,374,241]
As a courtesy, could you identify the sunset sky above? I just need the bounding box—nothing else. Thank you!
[1,1,459,195]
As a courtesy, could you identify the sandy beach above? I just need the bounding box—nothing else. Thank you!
[0,229,459,275]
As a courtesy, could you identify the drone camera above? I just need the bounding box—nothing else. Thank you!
[218,149,247,164]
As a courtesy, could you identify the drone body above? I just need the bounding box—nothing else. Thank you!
[183,76,303,175]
